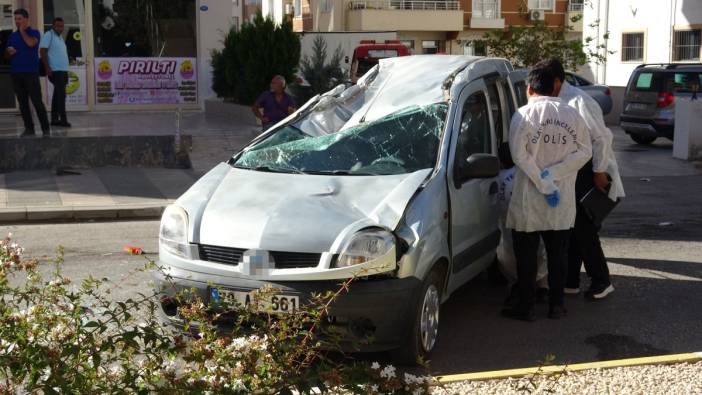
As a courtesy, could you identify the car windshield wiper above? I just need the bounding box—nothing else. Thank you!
[303,170,377,176]
[233,165,306,174]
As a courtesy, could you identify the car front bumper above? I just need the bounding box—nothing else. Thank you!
[153,263,422,351]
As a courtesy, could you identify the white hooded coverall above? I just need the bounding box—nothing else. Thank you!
[506,96,593,232]
[558,81,625,201]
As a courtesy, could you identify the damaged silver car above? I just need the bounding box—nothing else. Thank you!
[155,55,527,363]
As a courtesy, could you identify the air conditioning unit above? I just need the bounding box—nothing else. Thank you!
[529,9,544,21]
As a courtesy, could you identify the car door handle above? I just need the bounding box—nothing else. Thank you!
[489,181,498,195]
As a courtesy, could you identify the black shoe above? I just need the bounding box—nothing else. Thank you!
[57,121,71,127]
[504,285,520,307]
[501,306,536,322]
[548,305,567,319]
[51,120,62,126]
[20,129,36,137]
[585,284,615,300]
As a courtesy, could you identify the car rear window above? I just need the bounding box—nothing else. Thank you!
[633,70,702,93]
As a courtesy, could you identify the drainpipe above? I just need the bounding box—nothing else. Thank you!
[602,0,609,85]
[669,0,677,62]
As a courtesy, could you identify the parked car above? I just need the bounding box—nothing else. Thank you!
[621,63,702,145]
[155,55,528,364]
[565,71,613,115]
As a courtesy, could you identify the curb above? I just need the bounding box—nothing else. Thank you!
[436,351,702,383]
[0,203,169,223]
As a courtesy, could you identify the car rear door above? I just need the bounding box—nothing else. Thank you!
[446,79,500,293]
[624,70,664,116]
[507,70,528,110]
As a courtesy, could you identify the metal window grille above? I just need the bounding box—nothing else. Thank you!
[568,0,583,11]
[473,0,498,18]
[674,30,701,61]
[621,32,644,62]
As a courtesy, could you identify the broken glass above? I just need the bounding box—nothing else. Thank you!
[234,103,448,175]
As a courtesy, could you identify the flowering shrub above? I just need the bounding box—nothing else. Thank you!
[0,234,438,394]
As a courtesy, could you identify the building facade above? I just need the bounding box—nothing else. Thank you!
[289,0,583,56]
[583,0,702,88]
[0,0,243,114]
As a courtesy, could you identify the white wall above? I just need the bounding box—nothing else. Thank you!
[197,0,239,105]
[584,0,702,88]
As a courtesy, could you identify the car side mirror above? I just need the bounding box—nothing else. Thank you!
[455,153,500,186]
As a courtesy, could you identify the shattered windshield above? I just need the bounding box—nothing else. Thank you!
[234,103,448,175]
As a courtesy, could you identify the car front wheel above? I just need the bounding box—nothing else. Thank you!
[391,268,443,365]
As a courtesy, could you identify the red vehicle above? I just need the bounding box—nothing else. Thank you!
[350,40,411,82]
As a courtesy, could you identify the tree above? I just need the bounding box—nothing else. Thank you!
[300,36,345,95]
[471,16,608,71]
[211,13,301,105]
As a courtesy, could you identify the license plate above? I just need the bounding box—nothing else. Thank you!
[215,288,299,314]
[628,103,648,111]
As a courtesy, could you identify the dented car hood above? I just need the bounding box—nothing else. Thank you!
[176,163,431,253]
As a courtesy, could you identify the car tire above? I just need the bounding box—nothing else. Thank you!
[630,134,657,145]
[390,267,443,366]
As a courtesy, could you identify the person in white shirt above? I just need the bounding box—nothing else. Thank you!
[543,59,625,300]
[503,66,592,321]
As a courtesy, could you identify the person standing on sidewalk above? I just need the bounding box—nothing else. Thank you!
[502,66,592,321]
[252,75,295,131]
[4,9,50,137]
[544,59,625,300]
[40,17,71,128]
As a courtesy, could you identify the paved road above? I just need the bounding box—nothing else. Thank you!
[3,128,701,374]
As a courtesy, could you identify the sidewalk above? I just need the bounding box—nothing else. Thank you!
[0,111,260,222]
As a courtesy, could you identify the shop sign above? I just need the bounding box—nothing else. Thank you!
[94,57,197,105]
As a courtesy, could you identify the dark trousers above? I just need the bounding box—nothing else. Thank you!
[49,71,68,122]
[566,161,611,289]
[12,72,50,132]
[513,229,571,309]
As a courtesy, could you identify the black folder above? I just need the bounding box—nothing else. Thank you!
[579,186,619,227]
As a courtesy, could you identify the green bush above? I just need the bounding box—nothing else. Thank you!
[212,14,301,105]
[295,35,345,103]
[0,234,439,394]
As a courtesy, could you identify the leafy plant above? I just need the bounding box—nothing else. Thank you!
[472,17,609,71]
[211,13,301,105]
[299,36,345,96]
[0,234,438,394]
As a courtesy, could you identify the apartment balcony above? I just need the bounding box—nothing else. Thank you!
[346,0,463,32]
[566,2,583,32]
[470,1,504,29]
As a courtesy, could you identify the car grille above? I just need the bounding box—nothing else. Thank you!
[198,244,321,269]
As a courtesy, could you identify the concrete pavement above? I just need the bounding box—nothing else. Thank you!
[0,111,259,222]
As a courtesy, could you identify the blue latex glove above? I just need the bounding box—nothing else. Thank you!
[545,189,560,208]
[540,169,550,179]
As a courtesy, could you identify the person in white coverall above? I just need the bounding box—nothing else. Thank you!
[502,66,592,321]
[543,59,625,300]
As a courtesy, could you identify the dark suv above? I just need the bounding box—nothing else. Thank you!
[620,63,702,145]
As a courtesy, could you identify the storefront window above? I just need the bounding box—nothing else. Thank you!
[92,0,196,57]
[245,0,262,23]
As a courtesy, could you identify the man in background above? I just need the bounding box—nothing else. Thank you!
[252,75,295,131]
[5,8,50,137]
[41,17,71,127]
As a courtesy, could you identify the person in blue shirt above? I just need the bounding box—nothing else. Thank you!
[40,17,71,127]
[4,8,50,137]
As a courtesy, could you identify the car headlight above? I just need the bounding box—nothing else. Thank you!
[159,205,190,258]
[334,229,395,268]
